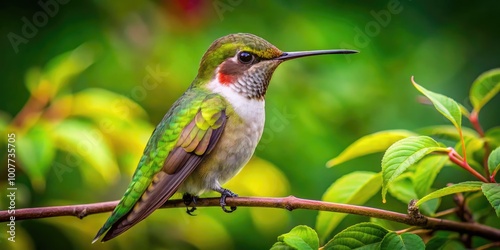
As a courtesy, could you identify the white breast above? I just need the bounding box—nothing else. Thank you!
[179,79,266,194]
[206,79,265,134]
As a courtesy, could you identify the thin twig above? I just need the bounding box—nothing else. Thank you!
[434,208,458,218]
[396,228,433,235]
[1,196,499,241]
[477,241,500,250]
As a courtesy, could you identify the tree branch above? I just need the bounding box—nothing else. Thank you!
[1,196,499,241]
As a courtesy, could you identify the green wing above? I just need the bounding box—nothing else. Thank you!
[93,90,227,242]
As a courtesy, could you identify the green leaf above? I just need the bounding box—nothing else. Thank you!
[44,43,96,96]
[412,78,462,131]
[323,223,388,250]
[276,225,318,250]
[281,236,312,250]
[458,103,471,118]
[417,125,478,141]
[416,181,483,206]
[25,43,96,98]
[327,130,416,167]
[270,242,294,250]
[442,241,467,250]
[482,183,500,217]
[70,88,148,122]
[388,174,416,204]
[0,114,8,134]
[488,147,500,177]
[316,172,382,242]
[380,232,424,250]
[24,67,42,94]
[485,126,500,148]
[52,119,119,185]
[452,137,484,172]
[16,124,56,191]
[470,68,500,113]
[413,155,449,198]
[381,136,448,202]
[369,218,407,231]
[425,236,450,250]
[389,174,440,215]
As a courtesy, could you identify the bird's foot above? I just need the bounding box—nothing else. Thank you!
[218,188,238,213]
[183,193,198,216]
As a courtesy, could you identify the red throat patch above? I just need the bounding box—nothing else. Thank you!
[217,73,235,86]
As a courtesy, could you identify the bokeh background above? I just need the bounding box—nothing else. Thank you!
[1,0,499,249]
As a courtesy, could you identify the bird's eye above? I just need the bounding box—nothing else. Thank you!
[238,51,254,64]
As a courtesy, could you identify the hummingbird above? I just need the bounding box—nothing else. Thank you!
[93,33,357,242]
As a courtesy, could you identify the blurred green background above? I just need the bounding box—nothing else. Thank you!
[0,0,499,249]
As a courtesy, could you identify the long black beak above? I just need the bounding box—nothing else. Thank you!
[274,49,358,61]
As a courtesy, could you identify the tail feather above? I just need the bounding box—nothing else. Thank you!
[93,155,202,242]
[92,226,108,243]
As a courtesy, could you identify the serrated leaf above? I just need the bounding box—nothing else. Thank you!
[481,183,500,217]
[413,155,449,198]
[15,124,55,191]
[415,181,483,206]
[327,130,416,167]
[270,242,294,250]
[52,119,119,185]
[323,223,388,250]
[488,147,500,177]
[380,232,424,250]
[276,225,318,250]
[381,136,448,202]
[412,78,462,131]
[470,68,500,113]
[417,125,478,141]
[316,172,382,242]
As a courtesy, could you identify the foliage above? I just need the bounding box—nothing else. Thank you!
[274,70,500,249]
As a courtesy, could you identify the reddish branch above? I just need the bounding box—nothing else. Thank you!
[447,148,489,183]
[1,196,499,241]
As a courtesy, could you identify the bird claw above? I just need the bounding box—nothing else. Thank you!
[219,188,238,213]
[183,193,198,216]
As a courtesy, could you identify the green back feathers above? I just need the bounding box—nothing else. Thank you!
[94,88,227,241]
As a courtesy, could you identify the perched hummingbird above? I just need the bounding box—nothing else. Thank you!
[93,33,357,242]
